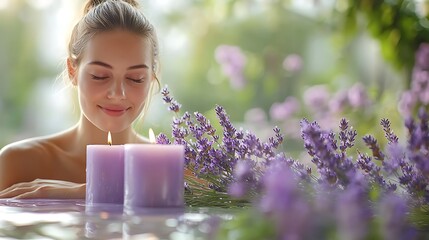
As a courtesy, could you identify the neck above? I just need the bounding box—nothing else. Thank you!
[74,115,138,146]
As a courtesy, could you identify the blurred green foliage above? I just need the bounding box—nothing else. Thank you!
[0,1,45,146]
[336,0,429,86]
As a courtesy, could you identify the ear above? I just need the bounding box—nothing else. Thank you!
[67,58,77,86]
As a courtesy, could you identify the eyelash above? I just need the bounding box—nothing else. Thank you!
[128,78,145,83]
[91,75,144,83]
[91,75,108,80]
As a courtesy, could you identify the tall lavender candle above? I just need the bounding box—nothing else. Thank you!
[124,131,184,208]
[86,132,124,205]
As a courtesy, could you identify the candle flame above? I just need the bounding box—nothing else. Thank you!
[149,128,156,143]
[108,131,112,146]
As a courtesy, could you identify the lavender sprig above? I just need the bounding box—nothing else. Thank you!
[381,118,399,144]
[161,86,181,113]
[362,135,385,161]
[339,118,357,152]
[300,118,355,187]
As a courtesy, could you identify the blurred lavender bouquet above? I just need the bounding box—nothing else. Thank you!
[159,86,429,239]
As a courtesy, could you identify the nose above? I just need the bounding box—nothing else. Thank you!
[107,80,126,100]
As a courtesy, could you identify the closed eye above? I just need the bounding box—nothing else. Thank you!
[91,75,108,80]
[128,78,145,83]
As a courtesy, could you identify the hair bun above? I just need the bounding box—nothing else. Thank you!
[84,0,140,14]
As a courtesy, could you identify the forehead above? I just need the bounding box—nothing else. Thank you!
[81,30,152,64]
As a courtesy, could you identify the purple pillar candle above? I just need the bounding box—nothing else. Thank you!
[86,133,124,205]
[124,143,184,208]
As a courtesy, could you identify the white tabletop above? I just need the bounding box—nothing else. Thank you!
[0,199,235,239]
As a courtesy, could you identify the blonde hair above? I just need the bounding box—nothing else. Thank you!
[67,0,160,122]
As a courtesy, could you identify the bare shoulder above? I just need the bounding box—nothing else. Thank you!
[0,138,46,164]
[0,126,76,163]
[0,135,63,190]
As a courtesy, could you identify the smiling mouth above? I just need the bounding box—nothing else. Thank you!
[98,105,131,117]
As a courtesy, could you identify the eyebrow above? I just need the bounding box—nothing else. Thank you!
[88,61,149,70]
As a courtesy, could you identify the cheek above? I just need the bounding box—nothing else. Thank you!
[128,81,152,104]
[77,72,89,95]
[77,73,106,99]
[77,84,92,112]
[78,81,94,102]
[77,80,103,111]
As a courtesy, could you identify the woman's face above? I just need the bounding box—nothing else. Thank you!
[74,30,154,133]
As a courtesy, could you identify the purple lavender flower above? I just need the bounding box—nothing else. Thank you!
[383,143,403,175]
[356,152,376,173]
[418,105,429,131]
[161,87,172,103]
[268,126,284,149]
[356,151,396,191]
[398,43,429,116]
[401,153,429,196]
[336,186,372,240]
[379,194,415,240]
[228,160,258,198]
[415,42,429,70]
[411,69,429,104]
[300,118,356,187]
[381,118,399,144]
[303,85,330,112]
[347,82,370,108]
[244,108,267,125]
[227,182,246,198]
[169,100,181,113]
[398,91,417,118]
[329,89,349,113]
[282,53,303,72]
[156,133,171,144]
[269,96,300,121]
[162,86,182,113]
[339,118,357,152]
[259,162,310,239]
[215,45,247,89]
[362,135,385,161]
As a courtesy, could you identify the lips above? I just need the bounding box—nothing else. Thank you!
[98,105,130,117]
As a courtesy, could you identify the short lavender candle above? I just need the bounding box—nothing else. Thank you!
[86,134,124,205]
[124,143,184,208]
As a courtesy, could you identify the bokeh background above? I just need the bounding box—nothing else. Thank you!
[1,0,426,158]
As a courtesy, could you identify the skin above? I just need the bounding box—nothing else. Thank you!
[0,29,155,199]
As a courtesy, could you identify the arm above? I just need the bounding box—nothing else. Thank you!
[0,179,85,199]
[0,145,28,190]
[0,145,86,199]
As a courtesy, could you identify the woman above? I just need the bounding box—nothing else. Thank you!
[0,0,160,198]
